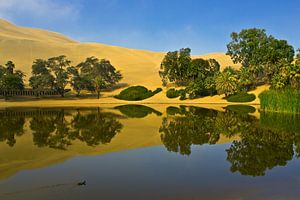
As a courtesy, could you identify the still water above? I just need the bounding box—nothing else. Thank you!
[0,105,300,200]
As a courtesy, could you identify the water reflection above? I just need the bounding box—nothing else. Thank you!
[160,106,300,176]
[0,108,123,150]
[114,104,162,118]
[0,112,25,146]
[160,106,220,155]
[0,105,300,178]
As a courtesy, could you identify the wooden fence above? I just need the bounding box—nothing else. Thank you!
[0,89,65,97]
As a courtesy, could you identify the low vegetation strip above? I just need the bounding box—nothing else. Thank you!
[226,92,256,102]
[259,89,300,113]
[115,86,162,101]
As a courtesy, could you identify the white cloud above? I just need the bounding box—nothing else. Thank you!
[0,0,79,22]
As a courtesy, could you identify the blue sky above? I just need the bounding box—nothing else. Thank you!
[0,0,299,55]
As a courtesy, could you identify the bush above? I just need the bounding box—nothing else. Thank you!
[259,89,300,113]
[166,88,186,99]
[226,92,256,102]
[115,86,162,101]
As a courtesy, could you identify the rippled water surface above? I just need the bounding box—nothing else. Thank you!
[0,105,300,200]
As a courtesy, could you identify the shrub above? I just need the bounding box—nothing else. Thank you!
[115,86,162,101]
[166,88,186,99]
[259,89,300,113]
[226,92,256,102]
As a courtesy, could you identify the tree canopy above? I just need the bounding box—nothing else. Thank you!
[227,28,295,83]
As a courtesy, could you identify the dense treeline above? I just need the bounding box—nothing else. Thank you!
[160,28,300,101]
[0,56,122,99]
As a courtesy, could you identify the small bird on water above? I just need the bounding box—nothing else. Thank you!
[77,181,86,186]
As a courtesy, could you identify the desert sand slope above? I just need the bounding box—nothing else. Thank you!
[0,19,237,88]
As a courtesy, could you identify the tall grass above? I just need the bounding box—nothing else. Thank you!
[259,89,300,113]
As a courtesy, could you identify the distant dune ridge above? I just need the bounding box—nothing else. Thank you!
[0,19,238,88]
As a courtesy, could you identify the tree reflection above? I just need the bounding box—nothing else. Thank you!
[29,108,123,150]
[30,110,72,150]
[226,128,295,176]
[70,109,123,146]
[160,106,300,176]
[0,111,25,147]
[159,106,220,155]
[115,104,162,118]
[226,112,300,176]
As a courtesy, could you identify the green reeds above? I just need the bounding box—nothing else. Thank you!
[259,89,300,114]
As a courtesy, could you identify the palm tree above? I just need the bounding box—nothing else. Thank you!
[215,71,238,97]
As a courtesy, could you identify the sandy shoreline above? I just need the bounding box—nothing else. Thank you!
[0,85,267,108]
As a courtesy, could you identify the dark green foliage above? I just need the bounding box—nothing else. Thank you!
[29,59,54,92]
[226,92,256,102]
[166,88,185,99]
[115,86,162,101]
[29,56,122,98]
[115,105,162,118]
[159,48,220,98]
[159,48,191,86]
[227,28,295,83]
[259,89,300,113]
[0,61,25,91]
[225,105,256,114]
[76,57,122,98]
[215,71,239,97]
[48,56,72,97]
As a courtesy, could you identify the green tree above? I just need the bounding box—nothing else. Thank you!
[159,48,191,86]
[187,58,209,81]
[0,61,25,91]
[76,57,122,97]
[93,76,105,99]
[29,59,54,95]
[296,49,300,66]
[47,55,71,97]
[67,66,92,96]
[204,76,217,96]
[215,70,238,97]
[227,28,294,83]
[237,67,254,91]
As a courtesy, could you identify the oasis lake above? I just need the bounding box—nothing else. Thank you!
[0,105,300,200]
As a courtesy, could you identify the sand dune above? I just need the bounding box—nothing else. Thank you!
[0,19,237,89]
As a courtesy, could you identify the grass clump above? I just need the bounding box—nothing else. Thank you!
[166,88,186,100]
[115,86,162,101]
[259,89,300,113]
[226,92,256,102]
